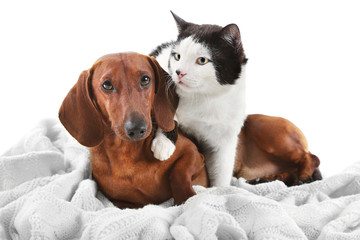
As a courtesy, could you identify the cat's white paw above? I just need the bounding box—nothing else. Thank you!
[151,134,176,161]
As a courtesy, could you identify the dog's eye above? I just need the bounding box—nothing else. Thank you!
[196,57,210,65]
[140,75,151,88]
[102,80,114,91]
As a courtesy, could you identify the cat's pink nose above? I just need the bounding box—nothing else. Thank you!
[176,70,186,79]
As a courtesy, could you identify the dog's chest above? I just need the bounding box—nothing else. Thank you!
[91,144,174,204]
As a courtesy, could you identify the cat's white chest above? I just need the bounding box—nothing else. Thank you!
[176,81,246,148]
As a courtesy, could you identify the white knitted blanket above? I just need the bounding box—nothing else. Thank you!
[1,120,360,240]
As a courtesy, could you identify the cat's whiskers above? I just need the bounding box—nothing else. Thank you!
[162,75,180,113]
[165,74,176,98]
[181,77,200,88]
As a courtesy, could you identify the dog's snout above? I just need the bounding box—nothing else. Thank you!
[124,117,147,141]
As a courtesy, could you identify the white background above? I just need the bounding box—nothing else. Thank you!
[0,0,359,177]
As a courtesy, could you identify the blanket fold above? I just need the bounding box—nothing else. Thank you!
[1,119,360,239]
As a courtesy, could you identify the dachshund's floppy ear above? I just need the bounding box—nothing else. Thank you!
[148,56,179,132]
[59,70,104,147]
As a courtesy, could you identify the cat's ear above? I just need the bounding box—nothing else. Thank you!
[170,11,189,34]
[221,24,243,52]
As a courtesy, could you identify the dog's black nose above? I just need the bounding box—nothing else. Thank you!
[124,118,147,141]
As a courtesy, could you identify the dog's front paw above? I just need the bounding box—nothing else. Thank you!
[151,133,176,161]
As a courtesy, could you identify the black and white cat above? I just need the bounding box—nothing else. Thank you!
[150,12,248,187]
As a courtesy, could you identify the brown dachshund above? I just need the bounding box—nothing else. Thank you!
[59,52,208,208]
[234,114,322,186]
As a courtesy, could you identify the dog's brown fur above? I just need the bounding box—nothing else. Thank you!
[234,114,322,186]
[59,52,208,208]
[59,52,321,209]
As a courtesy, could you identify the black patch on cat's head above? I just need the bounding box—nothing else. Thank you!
[149,41,175,58]
[171,12,248,85]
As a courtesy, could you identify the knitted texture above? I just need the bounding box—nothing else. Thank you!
[1,119,360,239]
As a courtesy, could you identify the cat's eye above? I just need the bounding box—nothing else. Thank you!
[196,57,209,65]
[173,53,181,61]
[102,80,114,92]
[140,75,151,88]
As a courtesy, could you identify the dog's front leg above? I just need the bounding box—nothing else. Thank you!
[169,166,197,205]
[168,150,205,205]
